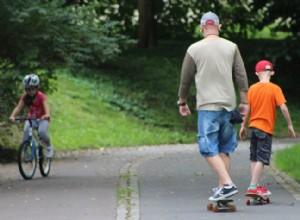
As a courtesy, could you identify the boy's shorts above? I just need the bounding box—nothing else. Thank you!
[249,128,272,165]
[197,109,237,157]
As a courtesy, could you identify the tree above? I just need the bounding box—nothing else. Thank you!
[250,0,300,37]
[137,0,156,48]
[0,0,134,119]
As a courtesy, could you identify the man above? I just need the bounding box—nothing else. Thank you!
[177,11,249,201]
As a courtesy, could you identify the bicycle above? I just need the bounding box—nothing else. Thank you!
[15,117,51,180]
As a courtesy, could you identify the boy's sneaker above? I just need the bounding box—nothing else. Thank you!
[246,185,271,196]
[46,145,54,158]
[209,185,238,201]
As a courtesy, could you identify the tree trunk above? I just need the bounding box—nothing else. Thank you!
[137,0,156,48]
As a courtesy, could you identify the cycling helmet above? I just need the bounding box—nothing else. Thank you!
[23,74,40,88]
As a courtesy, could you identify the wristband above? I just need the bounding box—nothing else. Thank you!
[177,101,187,107]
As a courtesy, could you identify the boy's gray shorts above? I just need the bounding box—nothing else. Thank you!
[249,128,272,165]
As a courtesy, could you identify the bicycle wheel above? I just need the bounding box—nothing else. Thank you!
[38,145,51,177]
[18,141,37,180]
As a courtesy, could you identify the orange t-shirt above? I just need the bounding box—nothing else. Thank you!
[248,82,286,135]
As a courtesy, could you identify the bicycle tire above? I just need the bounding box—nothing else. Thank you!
[17,141,37,180]
[38,145,51,177]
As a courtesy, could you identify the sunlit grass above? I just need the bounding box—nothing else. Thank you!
[274,144,300,182]
[48,72,194,150]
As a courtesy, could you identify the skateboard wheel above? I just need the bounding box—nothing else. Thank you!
[229,204,236,212]
[207,203,213,211]
[212,205,219,212]
[259,198,264,205]
[246,200,250,206]
[228,204,236,212]
[266,198,270,203]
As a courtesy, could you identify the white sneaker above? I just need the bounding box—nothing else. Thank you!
[46,145,54,158]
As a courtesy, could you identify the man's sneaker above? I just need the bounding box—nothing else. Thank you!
[212,187,220,193]
[246,185,271,196]
[209,185,238,201]
[46,145,54,158]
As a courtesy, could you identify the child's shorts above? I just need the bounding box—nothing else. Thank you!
[249,128,272,165]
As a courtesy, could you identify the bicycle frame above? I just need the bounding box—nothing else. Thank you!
[16,117,51,180]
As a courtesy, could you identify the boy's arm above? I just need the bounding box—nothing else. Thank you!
[9,99,25,121]
[280,103,296,138]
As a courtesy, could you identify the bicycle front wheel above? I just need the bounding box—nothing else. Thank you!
[18,141,37,180]
[38,145,51,177]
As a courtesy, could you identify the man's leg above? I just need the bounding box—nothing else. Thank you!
[206,154,233,186]
[219,153,231,186]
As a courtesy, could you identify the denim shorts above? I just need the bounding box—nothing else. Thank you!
[249,128,272,165]
[197,109,237,157]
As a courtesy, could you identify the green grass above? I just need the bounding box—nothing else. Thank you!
[48,72,195,150]
[274,144,300,182]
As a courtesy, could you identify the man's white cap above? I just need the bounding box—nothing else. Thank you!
[200,12,220,26]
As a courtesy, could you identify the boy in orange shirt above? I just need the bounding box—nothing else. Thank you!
[239,60,296,195]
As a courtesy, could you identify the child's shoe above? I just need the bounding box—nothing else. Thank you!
[46,145,54,158]
[246,185,271,195]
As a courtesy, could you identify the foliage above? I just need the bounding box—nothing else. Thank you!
[87,0,257,41]
[0,0,134,119]
[236,38,300,101]
[250,0,300,37]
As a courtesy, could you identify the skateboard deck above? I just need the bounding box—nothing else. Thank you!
[245,193,270,205]
[207,198,236,212]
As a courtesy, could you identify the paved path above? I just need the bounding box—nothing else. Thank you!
[1,139,300,220]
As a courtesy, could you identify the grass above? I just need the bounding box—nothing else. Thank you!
[2,41,300,184]
[274,144,300,182]
[48,71,195,150]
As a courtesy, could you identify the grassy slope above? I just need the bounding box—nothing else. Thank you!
[48,73,194,150]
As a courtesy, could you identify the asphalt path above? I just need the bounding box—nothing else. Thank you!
[1,139,300,220]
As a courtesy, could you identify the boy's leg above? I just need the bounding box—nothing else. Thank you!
[247,128,272,195]
[250,161,264,185]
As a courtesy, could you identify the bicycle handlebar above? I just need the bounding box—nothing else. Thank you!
[14,117,50,123]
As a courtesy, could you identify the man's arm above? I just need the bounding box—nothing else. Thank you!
[178,52,196,99]
[232,47,249,96]
[178,52,196,116]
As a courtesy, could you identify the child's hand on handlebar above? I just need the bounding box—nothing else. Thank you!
[41,115,50,120]
[9,116,16,122]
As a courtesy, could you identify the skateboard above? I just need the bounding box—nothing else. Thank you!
[245,193,270,205]
[207,198,236,212]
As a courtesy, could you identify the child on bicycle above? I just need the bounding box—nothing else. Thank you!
[239,60,296,195]
[9,74,54,158]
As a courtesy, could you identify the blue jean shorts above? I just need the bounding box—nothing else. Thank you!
[197,109,237,157]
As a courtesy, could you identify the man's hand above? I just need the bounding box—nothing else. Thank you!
[179,105,191,116]
[239,125,247,140]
